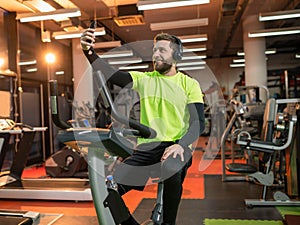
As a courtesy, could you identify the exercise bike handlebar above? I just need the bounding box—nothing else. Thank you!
[95,70,157,139]
[49,80,72,130]
[49,71,157,139]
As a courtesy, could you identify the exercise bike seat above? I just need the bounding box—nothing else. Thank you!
[57,127,134,159]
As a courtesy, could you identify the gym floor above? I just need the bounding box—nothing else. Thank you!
[0,136,298,224]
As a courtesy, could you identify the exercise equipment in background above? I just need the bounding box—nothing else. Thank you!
[236,98,300,207]
[0,123,92,201]
[45,146,88,178]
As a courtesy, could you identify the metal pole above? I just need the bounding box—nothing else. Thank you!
[284,70,289,98]
[40,83,46,161]
[47,64,54,155]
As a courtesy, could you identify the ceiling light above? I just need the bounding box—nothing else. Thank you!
[26,68,38,73]
[55,71,65,75]
[45,53,56,64]
[0,58,4,68]
[183,45,207,53]
[248,27,300,38]
[177,61,206,66]
[19,60,37,66]
[178,66,205,71]
[150,18,208,31]
[118,64,149,70]
[265,48,277,54]
[108,57,143,65]
[230,63,245,68]
[233,58,245,63]
[53,27,105,39]
[237,51,245,56]
[182,55,207,60]
[237,48,276,56]
[99,50,133,58]
[259,9,300,21]
[137,0,210,10]
[17,8,81,23]
[179,34,208,43]
[94,41,122,49]
[232,58,267,64]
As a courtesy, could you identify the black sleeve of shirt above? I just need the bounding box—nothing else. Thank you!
[83,48,133,88]
[177,103,205,148]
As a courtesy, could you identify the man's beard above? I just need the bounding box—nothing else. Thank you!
[153,60,172,74]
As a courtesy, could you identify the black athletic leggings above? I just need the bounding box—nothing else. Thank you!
[114,142,193,225]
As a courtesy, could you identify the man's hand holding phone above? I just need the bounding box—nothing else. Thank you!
[80,21,96,50]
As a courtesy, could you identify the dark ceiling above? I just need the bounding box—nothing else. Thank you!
[1,0,300,67]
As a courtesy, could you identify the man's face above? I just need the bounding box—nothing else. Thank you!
[152,40,174,74]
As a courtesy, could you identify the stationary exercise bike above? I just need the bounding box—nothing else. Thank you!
[50,70,168,225]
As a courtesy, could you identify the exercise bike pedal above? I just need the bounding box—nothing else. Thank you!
[150,202,163,225]
[140,201,163,225]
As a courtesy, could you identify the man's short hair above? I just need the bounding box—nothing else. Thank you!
[154,33,183,61]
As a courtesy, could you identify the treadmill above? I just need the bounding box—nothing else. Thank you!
[0,210,40,225]
[0,129,41,225]
[0,122,92,201]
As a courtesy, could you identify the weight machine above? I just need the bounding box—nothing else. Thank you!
[236,98,300,207]
[221,85,269,182]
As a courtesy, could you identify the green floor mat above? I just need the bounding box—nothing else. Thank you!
[276,206,300,218]
[203,219,283,225]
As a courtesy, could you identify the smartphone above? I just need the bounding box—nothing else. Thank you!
[89,20,97,29]
[86,21,96,44]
